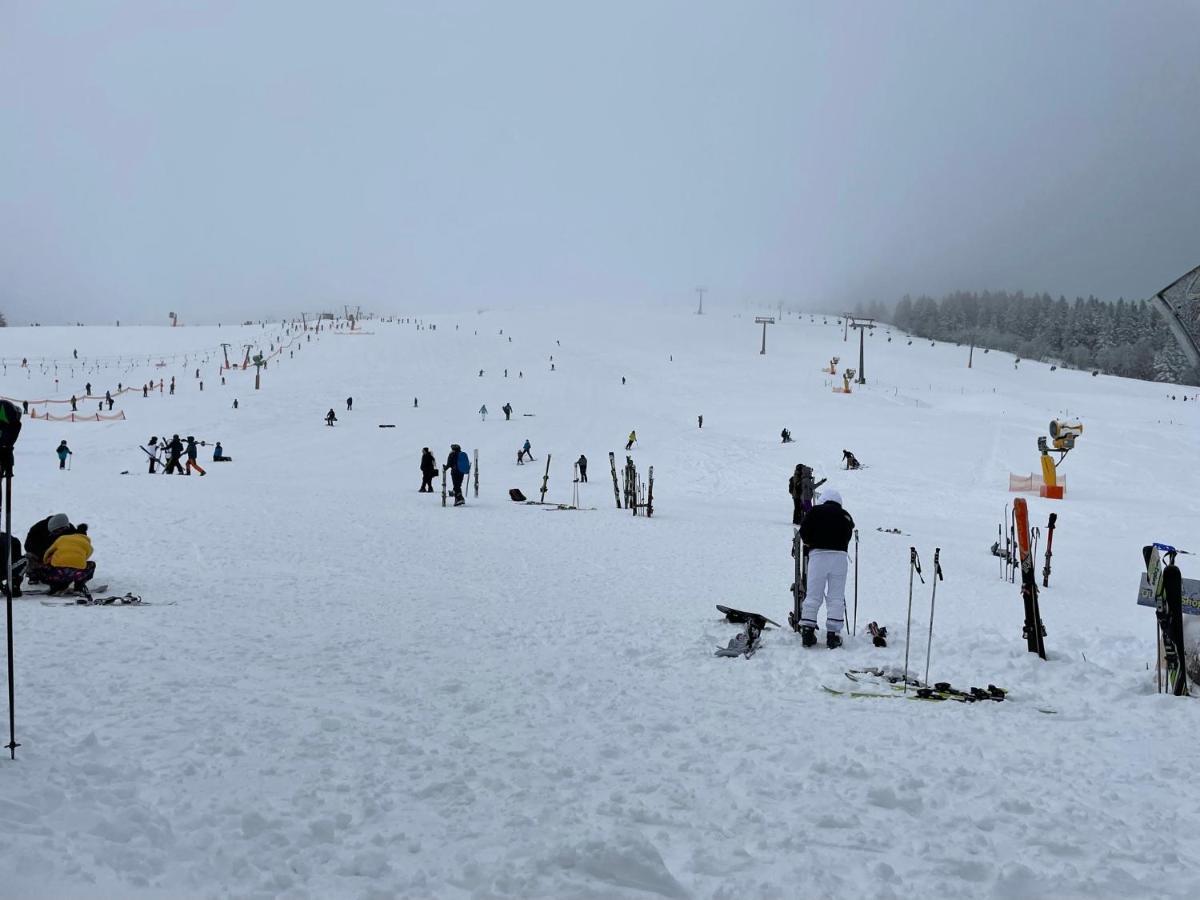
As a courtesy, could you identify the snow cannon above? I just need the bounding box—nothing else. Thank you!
[1035,420,1083,499]
[1048,420,1083,451]
[834,370,855,394]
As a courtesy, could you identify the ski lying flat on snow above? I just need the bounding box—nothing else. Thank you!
[826,672,1057,713]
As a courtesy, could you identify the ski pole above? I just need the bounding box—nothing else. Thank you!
[852,529,859,636]
[923,548,943,686]
[903,547,924,693]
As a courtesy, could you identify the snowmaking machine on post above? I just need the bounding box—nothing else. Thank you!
[1036,420,1082,499]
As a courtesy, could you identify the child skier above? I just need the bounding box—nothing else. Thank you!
[56,440,72,470]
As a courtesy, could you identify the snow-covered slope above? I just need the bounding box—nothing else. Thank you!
[1,309,1197,898]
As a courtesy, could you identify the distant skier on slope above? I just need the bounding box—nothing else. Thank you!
[518,439,533,464]
[56,440,72,470]
[502,403,512,421]
[842,449,861,470]
[797,489,855,649]
[346,396,353,411]
[479,404,488,421]
[325,409,337,426]
[781,428,793,443]
[625,430,637,450]
[577,454,588,482]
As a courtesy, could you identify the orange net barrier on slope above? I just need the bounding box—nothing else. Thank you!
[28,410,127,422]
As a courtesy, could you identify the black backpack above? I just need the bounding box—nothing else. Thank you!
[509,488,527,502]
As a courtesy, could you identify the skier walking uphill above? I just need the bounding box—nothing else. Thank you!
[445,444,468,506]
[797,489,855,648]
[185,437,206,475]
[164,434,186,475]
[625,430,637,450]
[346,397,353,411]
[56,440,72,470]
[419,447,438,492]
[479,404,488,421]
[502,403,512,421]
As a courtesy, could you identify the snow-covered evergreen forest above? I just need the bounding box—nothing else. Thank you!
[854,292,1198,385]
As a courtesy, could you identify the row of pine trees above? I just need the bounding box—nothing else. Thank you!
[852,291,1198,385]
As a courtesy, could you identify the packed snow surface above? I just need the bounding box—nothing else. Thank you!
[1,309,1198,899]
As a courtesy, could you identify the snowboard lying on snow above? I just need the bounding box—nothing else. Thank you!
[714,605,779,658]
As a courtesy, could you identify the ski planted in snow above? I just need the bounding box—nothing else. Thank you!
[608,452,621,509]
[788,528,807,632]
[1143,543,1190,696]
[1013,497,1046,659]
[1042,512,1057,587]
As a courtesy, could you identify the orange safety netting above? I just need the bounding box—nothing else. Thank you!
[28,410,127,422]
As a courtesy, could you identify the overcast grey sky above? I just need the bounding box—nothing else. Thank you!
[3,1,1198,324]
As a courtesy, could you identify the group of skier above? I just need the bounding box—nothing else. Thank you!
[144,435,213,475]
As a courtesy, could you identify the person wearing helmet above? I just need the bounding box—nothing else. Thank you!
[797,489,855,649]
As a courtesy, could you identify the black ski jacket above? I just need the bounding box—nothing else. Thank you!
[420,450,437,474]
[799,501,854,552]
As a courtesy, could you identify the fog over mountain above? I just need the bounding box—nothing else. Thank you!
[3,1,1197,324]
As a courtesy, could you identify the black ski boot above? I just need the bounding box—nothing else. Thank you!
[800,626,817,647]
[826,631,842,650]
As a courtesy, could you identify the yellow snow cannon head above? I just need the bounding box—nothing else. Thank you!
[1048,420,1083,451]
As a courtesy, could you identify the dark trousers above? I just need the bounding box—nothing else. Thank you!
[579,466,588,482]
[420,471,435,492]
[451,472,465,503]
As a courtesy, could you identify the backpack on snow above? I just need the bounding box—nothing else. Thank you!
[509,488,527,502]
[456,452,471,475]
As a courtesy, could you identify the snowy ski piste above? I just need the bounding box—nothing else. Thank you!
[1,309,1198,899]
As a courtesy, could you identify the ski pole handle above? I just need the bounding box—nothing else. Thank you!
[910,547,925,583]
[933,547,943,580]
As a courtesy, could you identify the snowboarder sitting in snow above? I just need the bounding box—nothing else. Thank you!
[797,489,855,649]
[842,449,861,470]
[56,440,72,469]
[25,513,74,583]
[212,442,232,462]
[42,523,96,596]
[325,409,337,426]
[419,447,438,492]
[445,444,468,506]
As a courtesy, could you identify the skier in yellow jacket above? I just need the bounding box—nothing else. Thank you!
[42,524,96,596]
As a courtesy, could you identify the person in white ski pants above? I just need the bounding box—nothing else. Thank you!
[797,488,855,646]
[800,549,848,633]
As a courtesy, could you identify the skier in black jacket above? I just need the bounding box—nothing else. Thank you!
[445,444,465,506]
[419,448,438,492]
[797,489,855,648]
[164,434,186,474]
